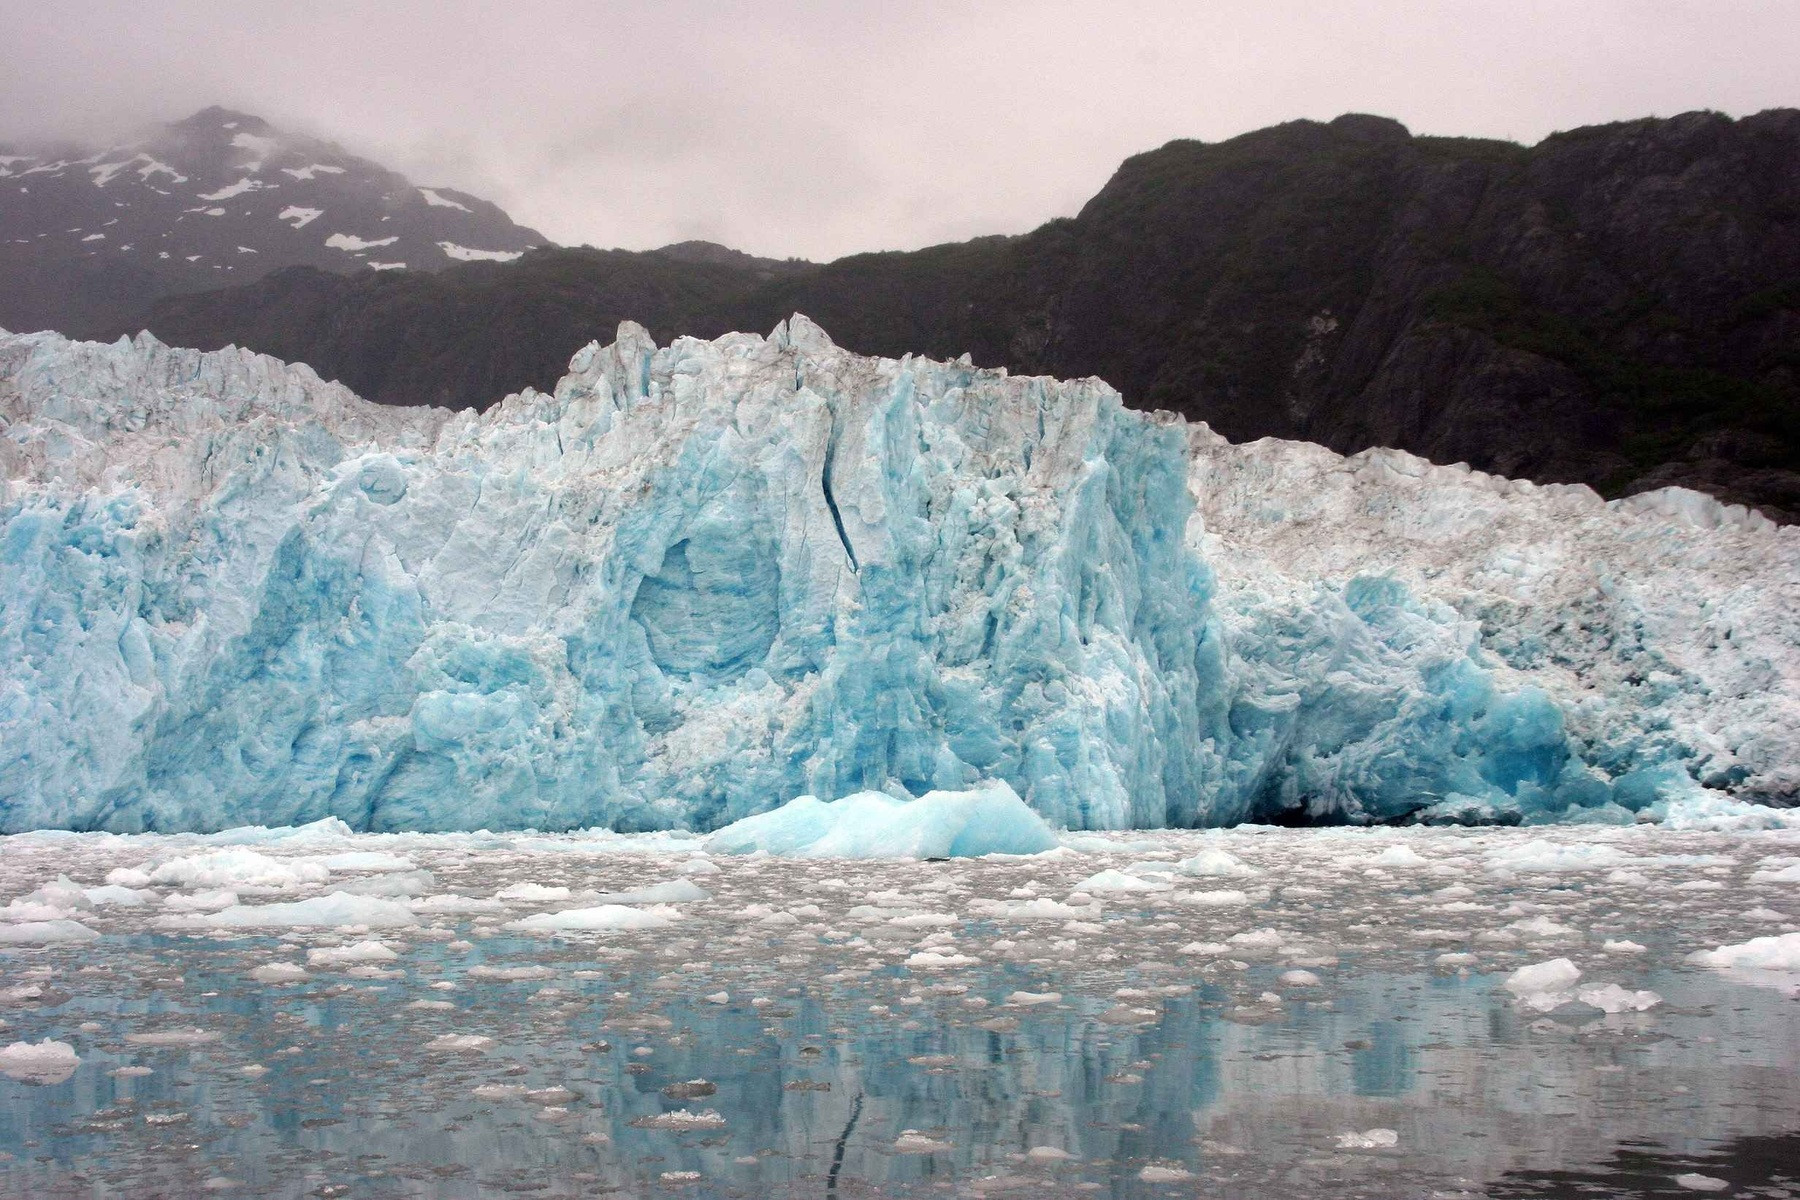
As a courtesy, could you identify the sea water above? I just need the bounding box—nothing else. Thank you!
[2,821,1796,1198]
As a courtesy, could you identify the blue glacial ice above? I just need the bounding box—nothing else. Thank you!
[704,781,1059,859]
[1,318,1795,834]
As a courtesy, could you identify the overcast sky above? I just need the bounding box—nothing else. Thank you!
[1,1,1794,261]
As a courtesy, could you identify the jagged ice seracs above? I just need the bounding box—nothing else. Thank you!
[1,317,1795,834]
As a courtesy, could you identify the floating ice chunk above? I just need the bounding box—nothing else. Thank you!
[494,883,572,903]
[149,849,329,890]
[1487,842,1636,874]
[705,783,1057,859]
[1175,849,1257,878]
[336,870,435,897]
[1687,932,1800,993]
[1658,796,1800,832]
[1503,958,1581,1010]
[678,859,721,877]
[0,920,99,943]
[1280,969,1322,987]
[971,897,1091,920]
[82,885,147,906]
[306,941,399,967]
[465,965,556,981]
[163,889,239,911]
[1673,1174,1731,1192]
[1139,1163,1195,1180]
[1178,889,1250,907]
[1071,869,1170,895]
[124,1029,219,1046]
[1006,990,1062,1006]
[1335,1129,1399,1149]
[1177,941,1231,956]
[427,1034,494,1052]
[1227,928,1285,949]
[248,962,309,983]
[506,904,679,933]
[409,893,505,914]
[213,817,356,845]
[590,879,710,904]
[316,852,416,873]
[186,892,418,929]
[1370,844,1428,867]
[1575,983,1662,1013]
[1603,939,1647,954]
[631,1109,727,1130]
[9,875,92,915]
[893,1130,952,1153]
[1506,915,1582,940]
[1027,1145,1077,1161]
[0,1039,79,1083]
[906,950,979,968]
[889,912,958,928]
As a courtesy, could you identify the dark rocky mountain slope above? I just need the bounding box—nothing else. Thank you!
[123,109,1800,520]
[0,106,543,336]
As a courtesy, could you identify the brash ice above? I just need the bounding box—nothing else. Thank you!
[1,317,1794,833]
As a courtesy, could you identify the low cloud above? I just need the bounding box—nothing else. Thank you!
[3,0,1796,261]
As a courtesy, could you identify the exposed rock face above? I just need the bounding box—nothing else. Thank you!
[0,106,543,336]
[3,322,1794,834]
[122,110,1800,522]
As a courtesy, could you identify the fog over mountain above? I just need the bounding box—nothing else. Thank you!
[3,1,1797,262]
[0,107,541,335]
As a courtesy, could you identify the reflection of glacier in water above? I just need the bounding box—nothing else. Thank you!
[2,820,1798,1197]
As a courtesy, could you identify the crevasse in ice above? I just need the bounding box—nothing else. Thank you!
[2,318,1794,833]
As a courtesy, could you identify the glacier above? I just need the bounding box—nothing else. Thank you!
[1,317,1795,834]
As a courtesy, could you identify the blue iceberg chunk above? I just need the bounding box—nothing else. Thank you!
[705,781,1059,859]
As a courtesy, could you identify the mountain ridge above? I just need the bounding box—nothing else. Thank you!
[0,105,544,336]
[45,106,1800,522]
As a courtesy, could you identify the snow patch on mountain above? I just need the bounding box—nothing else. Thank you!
[281,164,345,182]
[437,241,523,262]
[419,188,472,212]
[198,177,268,202]
[277,206,323,230]
[326,232,399,252]
[0,320,1793,833]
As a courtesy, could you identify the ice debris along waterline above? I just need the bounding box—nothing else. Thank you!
[1,318,1796,833]
[0,817,1797,1196]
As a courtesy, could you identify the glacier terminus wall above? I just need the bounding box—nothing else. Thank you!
[2,318,1795,833]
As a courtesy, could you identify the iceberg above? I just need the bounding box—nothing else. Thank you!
[1,318,1795,834]
[0,1039,80,1085]
[704,781,1059,859]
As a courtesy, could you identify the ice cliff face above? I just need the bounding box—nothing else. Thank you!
[2,319,1795,833]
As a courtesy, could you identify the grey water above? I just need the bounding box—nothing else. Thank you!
[3,931,1797,1199]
